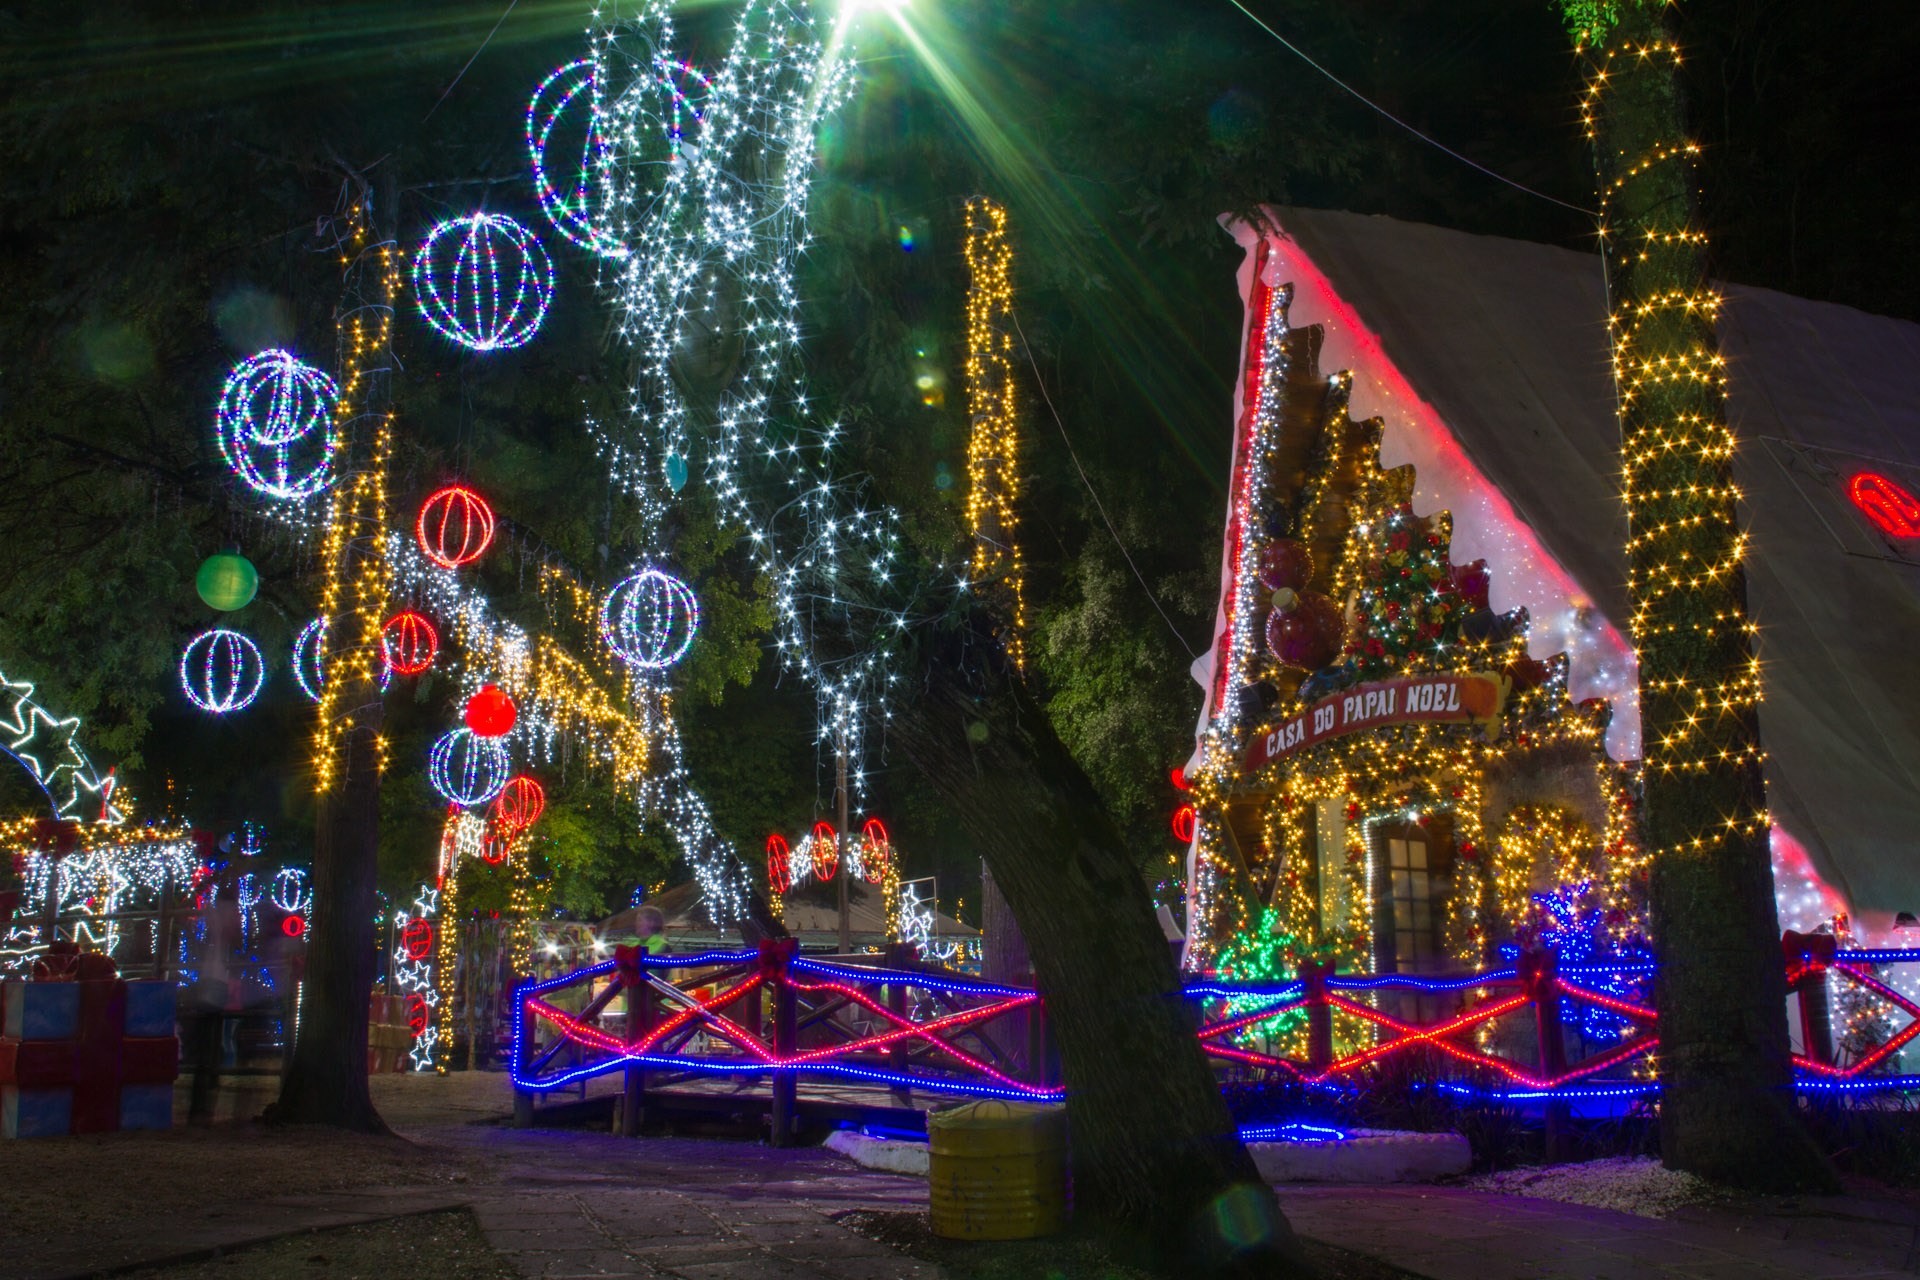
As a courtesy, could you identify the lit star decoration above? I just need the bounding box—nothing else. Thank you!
[0,665,124,824]
[962,196,1028,670]
[599,567,699,668]
[428,727,511,808]
[417,485,497,569]
[214,349,342,500]
[411,213,556,352]
[178,629,266,714]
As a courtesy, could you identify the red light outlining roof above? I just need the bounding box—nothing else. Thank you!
[1849,472,1920,539]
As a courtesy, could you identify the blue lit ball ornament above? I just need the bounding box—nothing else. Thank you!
[428,727,511,808]
[214,350,341,500]
[179,629,266,714]
[413,214,555,352]
[196,553,258,611]
[599,568,699,669]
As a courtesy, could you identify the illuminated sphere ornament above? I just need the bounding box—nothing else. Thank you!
[1172,804,1198,844]
[463,684,518,738]
[526,60,628,260]
[381,610,439,676]
[195,553,259,611]
[599,568,700,669]
[179,629,267,714]
[860,817,890,885]
[766,834,792,895]
[811,821,839,882]
[412,213,555,352]
[428,728,510,808]
[292,617,327,703]
[214,349,341,500]
[492,775,546,832]
[417,485,496,569]
[1265,588,1343,672]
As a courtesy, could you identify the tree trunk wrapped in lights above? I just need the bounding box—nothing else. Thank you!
[1564,0,1831,1188]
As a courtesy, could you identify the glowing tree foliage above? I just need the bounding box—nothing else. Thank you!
[1561,0,1830,1188]
[1345,505,1467,680]
[214,349,341,500]
[412,213,555,352]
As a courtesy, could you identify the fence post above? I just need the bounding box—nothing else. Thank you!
[884,943,911,1104]
[1783,930,1836,1066]
[512,977,535,1129]
[621,949,651,1138]
[1522,948,1568,1162]
[1300,959,1335,1072]
[768,939,798,1146]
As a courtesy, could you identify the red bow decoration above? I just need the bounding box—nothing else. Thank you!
[613,943,646,988]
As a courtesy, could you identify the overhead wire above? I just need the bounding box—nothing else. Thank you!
[1011,312,1204,661]
[1223,0,1598,218]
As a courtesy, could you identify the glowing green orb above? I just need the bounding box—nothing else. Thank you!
[196,553,259,612]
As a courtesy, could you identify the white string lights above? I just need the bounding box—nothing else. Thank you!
[573,0,913,832]
[0,665,124,825]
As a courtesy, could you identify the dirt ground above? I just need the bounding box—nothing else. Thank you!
[121,1211,515,1280]
[0,1073,508,1246]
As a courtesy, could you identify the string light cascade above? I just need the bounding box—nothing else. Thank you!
[178,629,266,714]
[412,213,556,352]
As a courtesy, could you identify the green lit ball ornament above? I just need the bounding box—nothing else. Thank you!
[196,553,259,611]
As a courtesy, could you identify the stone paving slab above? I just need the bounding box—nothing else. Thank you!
[1280,1184,1920,1279]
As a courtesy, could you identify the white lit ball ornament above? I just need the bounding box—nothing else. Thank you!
[428,727,511,808]
[214,350,341,500]
[412,213,555,352]
[179,628,267,714]
[599,568,700,669]
[526,60,628,260]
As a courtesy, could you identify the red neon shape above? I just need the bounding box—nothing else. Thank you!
[400,917,434,960]
[282,914,306,938]
[492,775,546,832]
[767,834,792,895]
[1170,766,1189,792]
[464,683,518,737]
[811,821,839,881]
[381,610,439,675]
[1171,804,1198,843]
[861,817,890,884]
[417,485,497,569]
[1849,472,1920,538]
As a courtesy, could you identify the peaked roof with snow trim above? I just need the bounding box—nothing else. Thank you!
[1231,208,1920,921]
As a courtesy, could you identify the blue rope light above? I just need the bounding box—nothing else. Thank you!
[1239,1122,1349,1143]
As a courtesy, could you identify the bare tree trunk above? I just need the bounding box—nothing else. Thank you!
[891,630,1308,1276]
[1568,2,1831,1190]
[269,700,386,1131]
[980,859,1030,1072]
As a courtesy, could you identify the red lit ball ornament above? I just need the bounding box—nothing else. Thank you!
[1265,588,1344,671]
[811,821,839,881]
[464,683,517,737]
[1257,539,1315,593]
[1451,558,1492,611]
[767,834,792,895]
[382,610,439,675]
[1170,767,1190,792]
[282,915,306,938]
[417,485,497,569]
[400,917,434,961]
[1172,804,1198,843]
[491,775,546,832]
[861,817,891,884]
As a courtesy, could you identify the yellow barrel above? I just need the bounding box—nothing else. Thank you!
[927,1100,1069,1240]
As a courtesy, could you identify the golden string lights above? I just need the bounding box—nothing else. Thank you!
[962,196,1027,670]
[313,209,400,790]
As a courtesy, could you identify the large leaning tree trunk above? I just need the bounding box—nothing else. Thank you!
[270,692,387,1132]
[891,624,1310,1277]
[1564,0,1831,1189]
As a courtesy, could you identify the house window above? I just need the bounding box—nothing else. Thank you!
[1384,833,1440,973]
